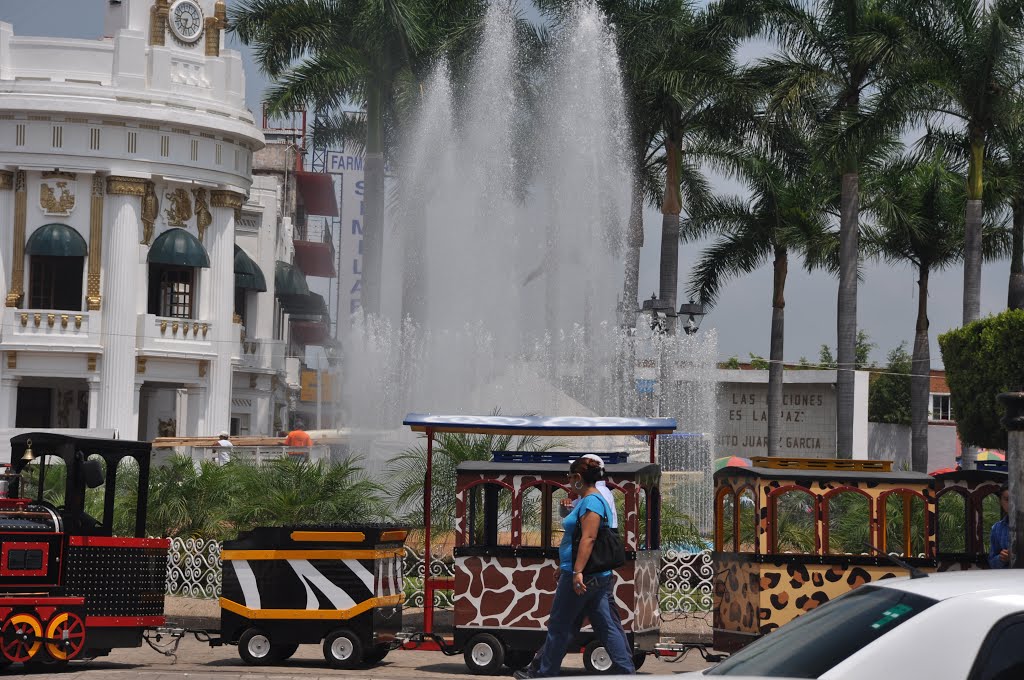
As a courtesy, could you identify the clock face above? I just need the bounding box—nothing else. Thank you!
[169,0,204,43]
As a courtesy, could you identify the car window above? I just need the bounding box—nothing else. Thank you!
[973,619,1024,680]
[706,585,938,678]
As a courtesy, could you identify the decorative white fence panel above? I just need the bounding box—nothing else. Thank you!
[163,539,713,615]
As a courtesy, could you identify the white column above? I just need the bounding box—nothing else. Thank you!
[0,171,14,307]
[185,385,209,436]
[0,377,19,429]
[86,378,101,429]
[255,383,272,436]
[98,177,146,440]
[207,191,242,437]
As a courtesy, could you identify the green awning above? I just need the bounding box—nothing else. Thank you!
[275,260,310,297]
[282,292,327,316]
[25,223,87,257]
[148,228,210,268]
[234,245,267,292]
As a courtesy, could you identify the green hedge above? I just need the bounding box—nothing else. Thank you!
[938,310,1024,449]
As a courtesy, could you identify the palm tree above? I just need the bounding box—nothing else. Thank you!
[987,98,1024,310]
[898,0,1024,324]
[230,0,484,316]
[686,119,834,456]
[864,155,1009,472]
[754,0,910,458]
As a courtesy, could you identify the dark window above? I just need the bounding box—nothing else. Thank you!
[29,255,83,310]
[8,549,43,571]
[234,287,247,325]
[15,387,51,428]
[467,483,512,547]
[972,618,1024,680]
[707,586,938,677]
[148,265,195,319]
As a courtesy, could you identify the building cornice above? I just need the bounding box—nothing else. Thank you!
[106,176,148,196]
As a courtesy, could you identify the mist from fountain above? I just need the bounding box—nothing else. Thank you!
[340,2,719,533]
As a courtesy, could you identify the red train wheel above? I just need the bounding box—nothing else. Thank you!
[1,613,42,663]
[45,612,86,661]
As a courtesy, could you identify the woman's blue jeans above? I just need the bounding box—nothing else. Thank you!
[532,570,635,677]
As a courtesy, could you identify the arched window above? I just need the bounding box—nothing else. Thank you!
[770,488,817,554]
[550,485,570,548]
[981,491,1004,555]
[716,487,736,552]
[26,223,87,311]
[466,482,513,547]
[824,489,871,555]
[737,487,756,552]
[936,489,968,554]
[883,490,928,557]
[147,228,210,319]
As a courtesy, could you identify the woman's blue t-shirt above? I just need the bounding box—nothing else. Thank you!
[559,493,612,577]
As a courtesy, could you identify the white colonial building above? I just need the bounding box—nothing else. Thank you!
[0,0,329,441]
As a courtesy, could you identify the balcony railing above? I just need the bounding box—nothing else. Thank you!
[137,314,215,356]
[1,308,95,348]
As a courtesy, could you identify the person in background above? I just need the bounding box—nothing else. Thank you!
[284,420,312,456]
[989,483,1011,569]
[215,431,232,466]
[515,456,634,679]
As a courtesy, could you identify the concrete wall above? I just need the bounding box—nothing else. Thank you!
[868,421,961,471]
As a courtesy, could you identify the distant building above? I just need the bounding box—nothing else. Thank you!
[0,0,317,440]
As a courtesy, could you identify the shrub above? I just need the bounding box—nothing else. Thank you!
[938,309,1024,449]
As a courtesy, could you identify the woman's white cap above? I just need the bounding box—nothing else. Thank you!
[570,453,605,468]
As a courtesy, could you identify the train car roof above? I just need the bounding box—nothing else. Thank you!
[10,432,151,452]
[932,469,1007,483]
[403,413,676,436]
[714,464,933,484]
[457,461,660,476]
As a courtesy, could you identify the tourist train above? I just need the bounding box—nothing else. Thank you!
[0,424,1006,672]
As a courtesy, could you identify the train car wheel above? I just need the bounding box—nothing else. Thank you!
[0,613,42,664]
[582,640,614,674]
[269,642,299,662]
[463,633,505,675]
[632,651,647,670]
[238,627,274,665]
[44,612,87,661]
[323,629,363,669]
[503,649,534,670]
[361,644,390,666]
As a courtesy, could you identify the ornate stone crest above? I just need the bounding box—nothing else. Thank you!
[40,180,76,216]
[164,187,193,227]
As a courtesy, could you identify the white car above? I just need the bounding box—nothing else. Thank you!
[678,570,1024,679]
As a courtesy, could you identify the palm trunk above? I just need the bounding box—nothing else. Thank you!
[621,176,644,330]
[836,170,859,459]
[659,122,682,334]
[1009,200,1024,310]
[768,245,787,457]
[362,81,386,316]
[911,263,930,473]
[963,138,985,324]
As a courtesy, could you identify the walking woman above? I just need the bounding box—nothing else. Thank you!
[515,456,634,678]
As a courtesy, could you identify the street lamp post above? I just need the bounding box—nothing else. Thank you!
[678,299,706,336]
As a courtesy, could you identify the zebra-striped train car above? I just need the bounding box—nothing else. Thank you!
[219,524,408,668]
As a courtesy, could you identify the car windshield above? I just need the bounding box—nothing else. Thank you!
[706,585,938,677]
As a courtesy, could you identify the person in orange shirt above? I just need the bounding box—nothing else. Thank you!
[284,420,312,456]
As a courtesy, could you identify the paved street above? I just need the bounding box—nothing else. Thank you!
[5,635,713,679]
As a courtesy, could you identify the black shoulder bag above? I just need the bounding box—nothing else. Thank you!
[571,494,626,574]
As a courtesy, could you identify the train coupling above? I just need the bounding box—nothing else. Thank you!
[653,640,727,664]
[397,631,460,656]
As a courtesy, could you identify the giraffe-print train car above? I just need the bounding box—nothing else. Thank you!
[451,459,662,674]
[713,457,1005,653]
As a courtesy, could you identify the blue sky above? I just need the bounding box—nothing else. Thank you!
[1,0,1013,368]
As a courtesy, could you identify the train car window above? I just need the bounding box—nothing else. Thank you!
[467,483,513,547]
[771,489,817,554]
[550,486,569,548]
[20,455,65,506]
[109,456,139,536]
[638,488,649,550]
[981,492,1003,555]
[648,487,661,550]
[936,490,968,554]
[84,454,107,526]
[520,485,544,547]
[826,490,871,555]
[738,488,756,552]
[718,490,736,552]
[884,492,927,557]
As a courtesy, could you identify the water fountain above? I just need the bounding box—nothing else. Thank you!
[340,2,718,533]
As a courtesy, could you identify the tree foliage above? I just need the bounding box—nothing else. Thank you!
[868,343,912,425]
[938,309,1024,448]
